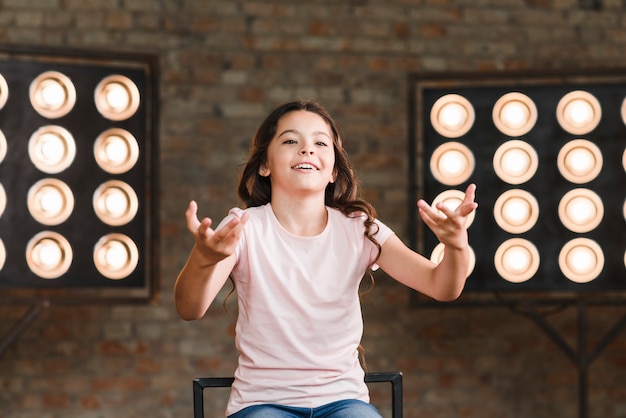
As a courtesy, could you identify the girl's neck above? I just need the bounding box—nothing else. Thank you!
[270,194,328,237]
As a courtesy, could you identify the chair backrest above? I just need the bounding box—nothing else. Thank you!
[193,371,403,418]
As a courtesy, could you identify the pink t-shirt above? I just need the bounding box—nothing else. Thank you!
[219,204,394,416]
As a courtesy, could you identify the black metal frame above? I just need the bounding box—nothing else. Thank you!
[193,371,403,418]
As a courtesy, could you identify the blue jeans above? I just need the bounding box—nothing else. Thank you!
[228,399,382,418]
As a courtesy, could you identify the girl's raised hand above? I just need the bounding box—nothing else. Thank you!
[185,200,248,266]
[417,184,478,250]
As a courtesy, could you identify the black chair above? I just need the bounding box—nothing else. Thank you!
[193,371,403,418]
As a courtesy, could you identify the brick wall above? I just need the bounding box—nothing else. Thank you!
[1,0,626,417]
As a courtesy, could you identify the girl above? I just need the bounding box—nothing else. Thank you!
[174,100,477,417]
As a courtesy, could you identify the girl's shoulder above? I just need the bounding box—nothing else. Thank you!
[216,204,269,230]
[328,206,395,242]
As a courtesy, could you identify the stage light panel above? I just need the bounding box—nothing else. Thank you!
[413,70,626,293]
[0,46,158,302]
[492,92,537,137]
[430,142,475,186]
[493,140,538,184]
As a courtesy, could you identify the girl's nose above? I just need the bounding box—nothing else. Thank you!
[300,148,313,155]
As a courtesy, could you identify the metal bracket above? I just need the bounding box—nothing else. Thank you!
[0,300,49,358]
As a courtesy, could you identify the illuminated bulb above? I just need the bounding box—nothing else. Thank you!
[558,140,602,184]
[93,180,138,226]
[493,140,538,184]
[28,126,76,174]
[494,238,540,283]
[492,92,537,136]
[29,71,76,119]
[567,100,593,126]
[566,197,596,224]
[40,80,66,108]
[0,73,8,110]
[503,199,529,223]
[27,179,74,225]
[0,129,7,164]
[494,189,539,234]
[104,188,128,217]
[35,239,62,267]
[557,91,601,135]
[430,142,475,186]
[95,75,140,121]
[105,83,130,110]
[558,189,603,233]
[93,128,139,174]
[502,149,530,176]
[439,150,464,176]
[502,102,526,127]
[104,136,129,164]
[559,238,603,283]
[93,234,139,280]
[39,133,64,164]
[430,94,475,138]
[439,103,466,129]
[568,148,593,174]
[505,247,530,272]
[0,238,4,271]
[104,241,128,268]
[0,183,5,219]
[25,231,72,279]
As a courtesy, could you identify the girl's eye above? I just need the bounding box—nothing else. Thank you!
[283,139,297,144]
[316,141,328,146]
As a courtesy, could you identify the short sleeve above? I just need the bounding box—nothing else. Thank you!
[215,207,247,259]
[370,218,395,271]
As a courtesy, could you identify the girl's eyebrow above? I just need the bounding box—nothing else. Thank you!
[277,129,331,139]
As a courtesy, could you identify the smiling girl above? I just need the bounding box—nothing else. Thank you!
[174,100,477,418]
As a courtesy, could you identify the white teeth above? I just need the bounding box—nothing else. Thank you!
[294,163,315,170]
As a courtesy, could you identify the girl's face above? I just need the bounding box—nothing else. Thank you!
[260,110,336,198]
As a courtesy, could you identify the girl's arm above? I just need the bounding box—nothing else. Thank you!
[174,201,248,320]
[376,184,477,301]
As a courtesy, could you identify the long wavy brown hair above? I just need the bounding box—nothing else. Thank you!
[237,99,381,264]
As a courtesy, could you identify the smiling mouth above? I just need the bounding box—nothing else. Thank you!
[292,163,318,170]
